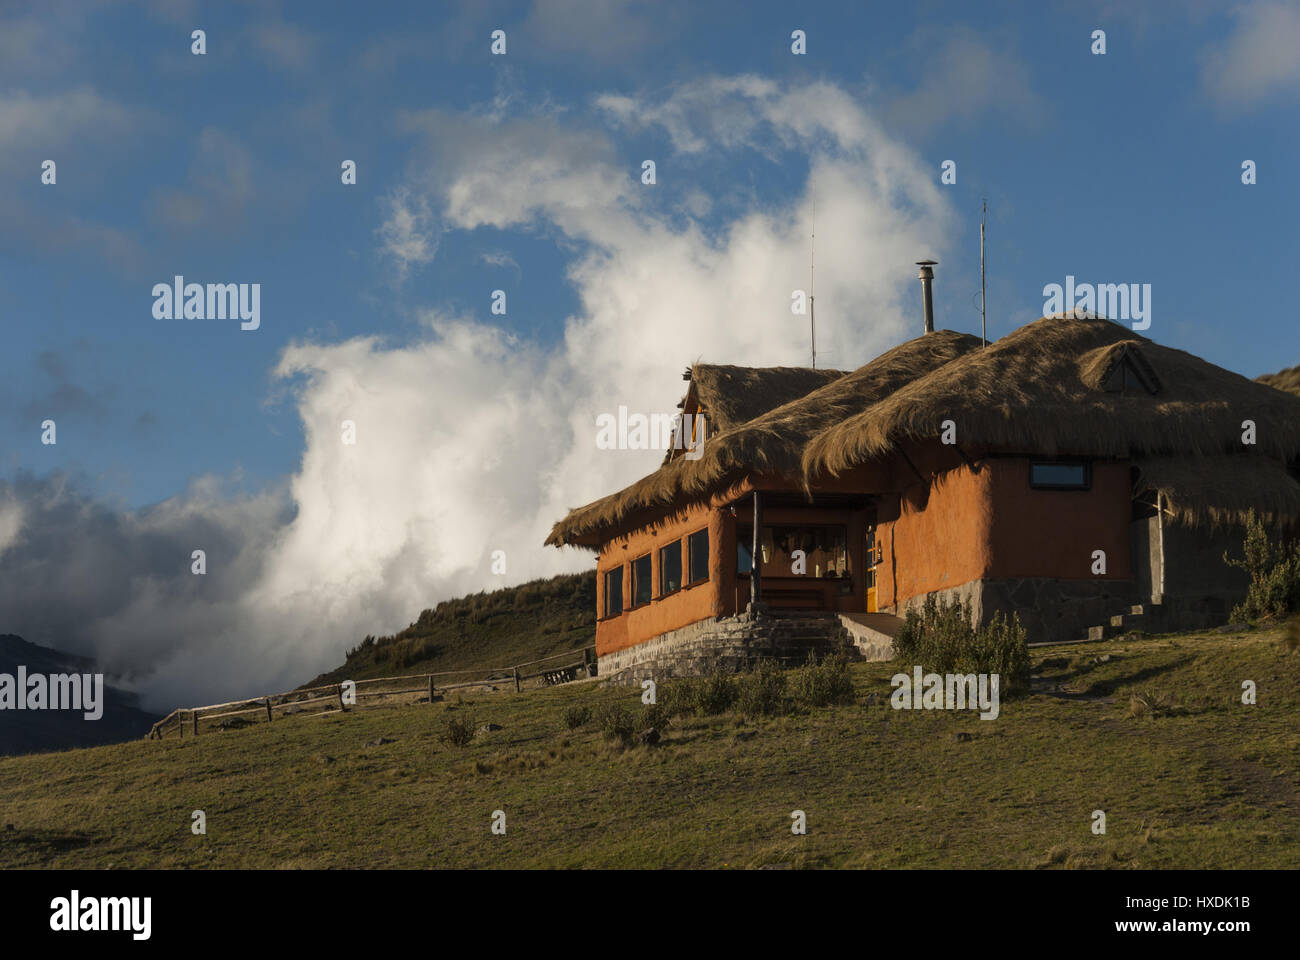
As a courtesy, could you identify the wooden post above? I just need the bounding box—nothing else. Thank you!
[337,684,347,713]
[750,490,762,609]
[192,711,199,736]
[513,666,521,693]
[265,698,273,723]
[427,676,435,703]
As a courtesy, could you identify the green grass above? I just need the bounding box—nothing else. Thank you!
[0,624,1296,869]
[304,571,595,685]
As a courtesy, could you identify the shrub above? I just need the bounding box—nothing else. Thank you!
[640,701,671,732]
[694,671,738,715]
[561,705,591,730]
[656,678,695,719]
[595,702,636,745]
[1224,510,1300,622]
[443,714,476,748]
[735,659,787,717]
[788,651,855,708]
[892,595,1030,695]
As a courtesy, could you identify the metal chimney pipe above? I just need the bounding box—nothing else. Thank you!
[917,260,937,334]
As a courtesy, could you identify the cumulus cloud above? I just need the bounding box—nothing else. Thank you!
[1201,1,1300,107]
[1,76,956,711]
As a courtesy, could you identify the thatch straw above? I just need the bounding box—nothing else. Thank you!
[1133,456,1300,528]
[804,316,1300,475]
[686,364,847,434]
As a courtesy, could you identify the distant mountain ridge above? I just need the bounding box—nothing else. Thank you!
[0,634,158,756]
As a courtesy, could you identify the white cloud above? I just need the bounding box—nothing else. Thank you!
[0,495,22,559]
[1201,1,1300,107]
[377,187,438,276]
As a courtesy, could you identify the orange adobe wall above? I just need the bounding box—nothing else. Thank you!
[985,458,1133,580]
[594,500,732,657]
[875,456,1134,612]
[874,461,993,609]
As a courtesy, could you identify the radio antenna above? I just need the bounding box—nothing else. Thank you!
[980,198,987,347]
[809,180,817,368]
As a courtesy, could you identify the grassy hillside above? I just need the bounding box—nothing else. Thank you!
[305,571,596,686]
[1,623,1296,869]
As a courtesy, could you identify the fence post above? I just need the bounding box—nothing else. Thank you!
[337,684,347,713]
[265,698,273,723]
[427,676,436,703]
[513,666,520,693]
[192,711,199,736]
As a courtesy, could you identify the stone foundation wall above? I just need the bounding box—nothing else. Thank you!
[596,608,850,685]
[900,575,1241,644]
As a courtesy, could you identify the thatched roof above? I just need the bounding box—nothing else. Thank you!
[805,316,1300,474]
[1257,365,1300,399]
[1133,456,1300,528]
[547,331,982,546]
[686,364,848,435]
[548,316,1300,547]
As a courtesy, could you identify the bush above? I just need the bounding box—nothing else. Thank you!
[892,595,1030,695]
[594,702,636,745]
[694,671,738,715]
[788,651,855,708]
[735,659,787,717]
[442,714,476,748]
[1224,510,1300,622]
[640,701,671,732]
[561,705,591,730]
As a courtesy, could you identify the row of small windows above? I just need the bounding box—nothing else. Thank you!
[602,529,709,618]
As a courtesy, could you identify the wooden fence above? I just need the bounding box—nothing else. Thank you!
[148,645,597,740]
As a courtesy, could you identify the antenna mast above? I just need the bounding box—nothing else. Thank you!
[980,199,987,347]
[809,182,817,369]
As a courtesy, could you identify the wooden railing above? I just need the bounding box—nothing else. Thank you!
[147,645,597,740]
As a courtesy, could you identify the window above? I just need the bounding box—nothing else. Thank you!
[603,567,623,618]
[1030,461,1090,489]
[687,529,709,585]
[632,554,652,606]
[659,540,682,595]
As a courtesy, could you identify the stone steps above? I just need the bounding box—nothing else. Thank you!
[1082,597,1165,643]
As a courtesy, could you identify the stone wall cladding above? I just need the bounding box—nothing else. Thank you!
[902,577,1240,644]
[596,611,852,685]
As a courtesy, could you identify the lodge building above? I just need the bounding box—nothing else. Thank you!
[547,304,1300,681]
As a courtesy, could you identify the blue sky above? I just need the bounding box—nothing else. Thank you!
[2,0,1299,707]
